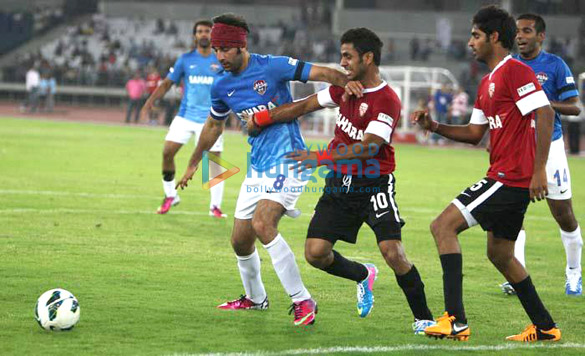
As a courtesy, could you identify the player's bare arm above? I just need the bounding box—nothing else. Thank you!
[176,116,225,189]
[550,97,581,116]
[411,110,488,144]
[308,65,364,98]
[140,78,174,120]
[287,133,384,173]
[530,104,555,202]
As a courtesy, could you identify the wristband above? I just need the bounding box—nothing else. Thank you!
[254,110,274,127]
[316,150,333,166]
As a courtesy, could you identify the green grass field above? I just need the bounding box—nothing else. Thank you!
[1,117,584,355]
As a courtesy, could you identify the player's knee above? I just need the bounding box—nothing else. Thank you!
[487,248,512,269]
[304,245,328,269]
[430,218,443,238]
[552,206,577,231]
[230,236,253,255]
[162,148,175,162]
[251,217,276,241]
[380,242,408,269]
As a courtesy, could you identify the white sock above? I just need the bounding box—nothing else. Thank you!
[210,181,224,210]
[263,234,311,303]
[162,179,176,198]
[236,249,267,304]
[561,225,582,272]
[514,229,527,268]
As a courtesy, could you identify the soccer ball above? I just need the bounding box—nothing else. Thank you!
[34,288,80,331]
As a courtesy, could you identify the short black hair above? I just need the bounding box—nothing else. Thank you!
[212,13,250,33]
[517,13,546,34]
[472,5,516,50]
[340,27,383,66]
[193,19,213,34]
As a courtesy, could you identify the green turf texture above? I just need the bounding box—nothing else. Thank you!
[1,117,584,355]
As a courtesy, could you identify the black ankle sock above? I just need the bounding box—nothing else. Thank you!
[162,170,175,181]
[510,276,556,330]
[322,250,368,282]
[440,253,466,324]
[395,265,433,320]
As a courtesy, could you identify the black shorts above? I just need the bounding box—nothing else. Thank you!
[453,178,529,240]
[307,173,404,244]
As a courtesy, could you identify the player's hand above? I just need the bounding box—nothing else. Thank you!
[242,112,262,137]
[411,110,437,131]
[529,168,548,202]
[139,103,151,123]
[286,149,318,174]
[176,165,199,190]
[342,80,364,102]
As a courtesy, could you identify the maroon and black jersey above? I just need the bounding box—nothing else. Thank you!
[317,81,401,176]
[469,56,550,188]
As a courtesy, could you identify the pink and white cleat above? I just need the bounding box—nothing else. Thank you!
[289,298,318,326]
[157,195,180,214]
[209,206,227,218]
[217,295,269,310]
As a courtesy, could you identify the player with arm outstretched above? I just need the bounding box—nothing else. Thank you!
[497,13,583,296]
[176,13,361,326]
[245,28,435,335]
[141,20,226,217]
[412,6,560,342]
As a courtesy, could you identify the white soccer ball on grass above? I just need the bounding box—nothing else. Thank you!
[34,288,80,331]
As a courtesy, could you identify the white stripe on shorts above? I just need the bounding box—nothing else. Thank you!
[452,199,478,227]
[467,181,503,212]
[387,174,401,223]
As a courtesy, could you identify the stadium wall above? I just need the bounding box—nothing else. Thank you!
[99,1,301,26]
[333,9,581,40]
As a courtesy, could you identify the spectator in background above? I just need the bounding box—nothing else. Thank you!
[432,85,452,143]
[410,37,420,60]
[125,72,146,123]
[449,87,469,125]
[145,66,162,125]
[22,65,40,113]
[38,71,56,112]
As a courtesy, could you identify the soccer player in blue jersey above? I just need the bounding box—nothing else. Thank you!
[499,14,583,296]
[142,20,226,217]
[176,13,362,326]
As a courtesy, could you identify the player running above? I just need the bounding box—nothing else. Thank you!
[244,27,435,335]
[141,20,227,217]
[176,13,362,326]
[412,6,560,342]
[498,13,582,296]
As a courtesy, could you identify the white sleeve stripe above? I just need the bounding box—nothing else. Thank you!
[516,90,550,116]
[210,107,231,117]
[317,88,338,108]
[469,108,488,125]
[364,120,392,143]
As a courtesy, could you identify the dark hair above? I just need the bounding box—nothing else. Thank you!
[472,5,516,50]
[517,13,546,34]
[212,13,250,33]
[193,19,213,34]
[340,28,383,66]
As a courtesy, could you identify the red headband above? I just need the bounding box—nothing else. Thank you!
[211,23,248,48]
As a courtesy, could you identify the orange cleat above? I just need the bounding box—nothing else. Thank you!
[506,324,561,342]
[424,312,470,341]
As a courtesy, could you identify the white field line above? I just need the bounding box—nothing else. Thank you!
[0,189,161,200]
[170,342,585,356]
[0,189,572,221]
[0,207,554,222]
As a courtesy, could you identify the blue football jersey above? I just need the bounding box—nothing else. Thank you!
[167,50,221,123]
[210,53,312,171]
[514,50,579,141]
